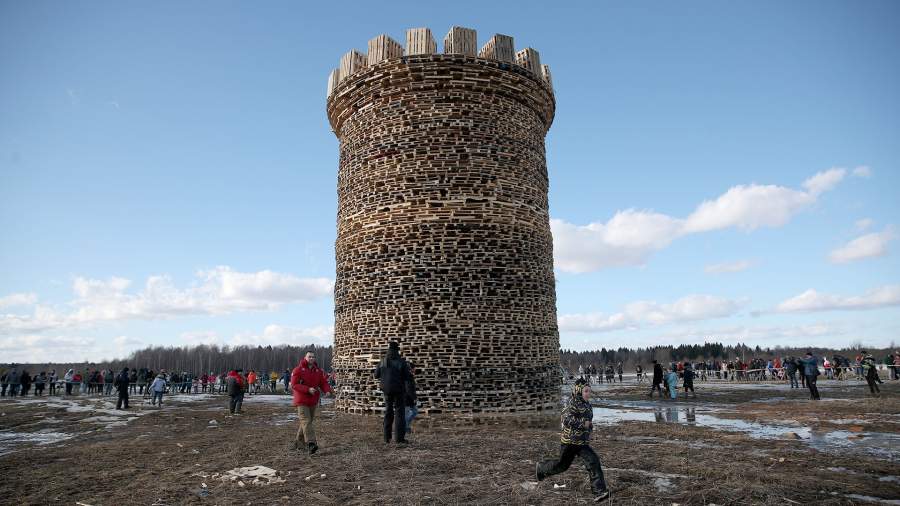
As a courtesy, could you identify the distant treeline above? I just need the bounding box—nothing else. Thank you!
[4,344,333,375]
[4,341,895,374]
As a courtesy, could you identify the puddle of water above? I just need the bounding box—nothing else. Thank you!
[593,404,900,460]
[844,494,900,505]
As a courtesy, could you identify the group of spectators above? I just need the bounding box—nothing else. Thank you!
[572,350,891,401]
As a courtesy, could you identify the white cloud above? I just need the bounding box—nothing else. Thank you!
[554,168,850,273]
[855,218,873,231]
[0,334,145,364]
[0,266,334,335]
[551,211,684,272]
[828,226,896,263]
[180,331,221,346]
[852,166,872,178]
[229,324,334,347]
[801,168,846,197]
[776,285,900,313]
[704,260,754,275]
[0,292,38,309]
[558,294,744,333]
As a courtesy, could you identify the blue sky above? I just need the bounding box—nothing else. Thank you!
[1,1,898,363]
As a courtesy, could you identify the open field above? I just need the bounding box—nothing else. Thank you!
[1,379,898,505]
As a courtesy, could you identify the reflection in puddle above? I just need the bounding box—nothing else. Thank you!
[593,402,900,460]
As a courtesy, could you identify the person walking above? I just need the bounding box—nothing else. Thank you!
[536,378,610,502]
[861,352,882,396]
[114,367,130,409]
[149,372,167,407]
[374,342,412,445]
[799,352,821,400]
[648,360,664,398]
[290,351,332,454]
[226,369,246,415]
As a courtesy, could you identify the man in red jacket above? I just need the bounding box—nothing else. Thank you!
[290,351,332,454]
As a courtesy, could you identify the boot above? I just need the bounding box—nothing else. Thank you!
[308,442,319,455]
[536,461,551,481]
[593,488,610,502]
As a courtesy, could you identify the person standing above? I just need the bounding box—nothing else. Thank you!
[290,351,332,454]
[861,352,882,396]
[785,357,799,389]
[34,371,46,396]
[682,362,696,398]
[20,370,32,396]
[374,342,411,445]
[269,371,278,393]
[665,368,678,400]
[226,369,245,415]
[149,372,167,407]
[48,369,58,396]
[616,362,624,383]
[799,352,821,400]
[635,364,643,383]
[114,367,130,409]
[536,378,610,502]
[648,360,664,398]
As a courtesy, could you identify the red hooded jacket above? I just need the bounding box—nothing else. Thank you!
[290,358,331,407]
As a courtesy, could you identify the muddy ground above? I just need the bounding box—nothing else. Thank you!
[1,379,898,505]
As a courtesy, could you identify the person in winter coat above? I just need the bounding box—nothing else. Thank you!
[48,369,57,396]
[149,372,167,406]
[104,369,115,396]
[291,352,332,454]
[861,352,882,396]
[404,363,419,436]
[20,370,32,396]
[226,369,246,415]
[536,378,610,502]
[63,369,74,395]
[34,372,46,396]
[269,371,279,393]
[682,362,696,398]
[114,367,130,409]
[648,361,664,398]
[785,358,799,388]
[799,352,821,400]
[665,368,678,400]
[1,371,8,397]
[374,341,412,444]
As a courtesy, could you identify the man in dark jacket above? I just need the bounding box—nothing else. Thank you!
[226,369,245,415]
[536,378,610,502]
[114,367,130,409]
[799,352,820,400]
[374,341,411,444]
[785,357,798,388]
[648,360,664,398]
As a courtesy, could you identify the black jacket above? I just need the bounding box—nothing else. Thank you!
[405,375,417,406]
[653,363,663,383]
[374,355,411,395]
[114,370,130,393]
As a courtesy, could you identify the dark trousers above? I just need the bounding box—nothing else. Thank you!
[538,444,607,493]
[866,374,880,394]
[229,393,244,414]
[788,372,798,388]
[116,390,129,409]
[383,392,406,442]
[649,381,663,397]
[65,383,73,395]
[805,375,820,400]
[49,383,56,395]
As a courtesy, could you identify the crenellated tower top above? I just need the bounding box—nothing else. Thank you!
[325,25,553,99]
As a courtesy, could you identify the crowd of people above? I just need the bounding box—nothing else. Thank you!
[571,350,894,401]
[0,366,339,400]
